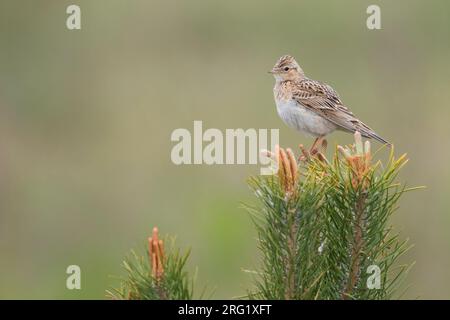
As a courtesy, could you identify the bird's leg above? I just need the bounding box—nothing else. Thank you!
[310,136,329,163]
[316,139,329,163]
[299,137,328,163]
[310,136,324,155]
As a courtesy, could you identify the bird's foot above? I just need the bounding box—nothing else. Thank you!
[298,138,328,163]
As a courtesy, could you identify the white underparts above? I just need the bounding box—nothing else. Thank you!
[276,98,336,137]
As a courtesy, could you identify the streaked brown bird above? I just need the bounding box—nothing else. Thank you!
[270,55,389,152]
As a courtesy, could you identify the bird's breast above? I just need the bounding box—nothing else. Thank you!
[275,98,336,137]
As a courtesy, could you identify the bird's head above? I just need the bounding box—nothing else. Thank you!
[269,55,304,81]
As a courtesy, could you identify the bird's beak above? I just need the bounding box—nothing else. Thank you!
[268,69,276,74]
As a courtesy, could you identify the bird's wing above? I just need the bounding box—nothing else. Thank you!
[292,79,389,144]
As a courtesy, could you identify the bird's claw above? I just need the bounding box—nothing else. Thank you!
[298,139,328,163]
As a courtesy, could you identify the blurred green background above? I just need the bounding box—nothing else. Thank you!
[0,0,449,299]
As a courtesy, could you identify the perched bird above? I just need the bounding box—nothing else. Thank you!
[270,55,389,152]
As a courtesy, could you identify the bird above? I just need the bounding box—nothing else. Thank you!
[270,55,389,153]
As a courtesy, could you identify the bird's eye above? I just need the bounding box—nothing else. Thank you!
[284,67,289,71]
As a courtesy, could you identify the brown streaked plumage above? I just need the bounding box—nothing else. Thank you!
[270,55,389,146]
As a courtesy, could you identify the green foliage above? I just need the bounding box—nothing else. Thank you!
[246,141,414,300]
[109,136,416,300]
[322,149,411,299]
[107,238,194,300]
[247,169,326,299]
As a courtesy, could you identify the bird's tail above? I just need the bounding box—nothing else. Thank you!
[363,131,391,145]
[352,121,390,145]
[355,125,390,145]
